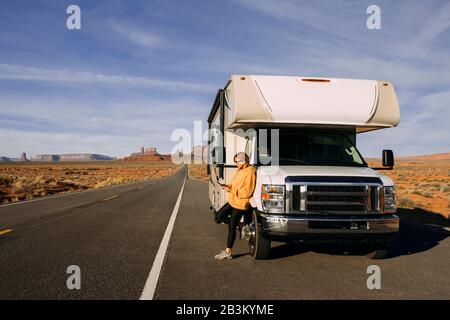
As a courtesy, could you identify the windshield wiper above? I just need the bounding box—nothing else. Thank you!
[313,158,365,167]
[278,158,310,165]
[327,162,366,167]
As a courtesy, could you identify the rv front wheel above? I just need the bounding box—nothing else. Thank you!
[248,211,271,260]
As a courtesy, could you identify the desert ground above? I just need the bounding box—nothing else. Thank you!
[0,160,180,204]
[368,158,450,219]
[189,155,450,222]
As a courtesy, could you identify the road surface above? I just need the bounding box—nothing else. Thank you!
[0,165,449,299]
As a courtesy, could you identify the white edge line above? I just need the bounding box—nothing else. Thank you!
[139,172,187,300]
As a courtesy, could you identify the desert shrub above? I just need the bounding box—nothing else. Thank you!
[12,179,32,194]
[94,177,133,188]
[411,190,433,198]
[60,180,86,189]
[421,191,433,198]
[418,182,431,188]
[397,197,416,208]
[0,174,12,187]
[48,181,59,189]
[441,185,450,193]
[64,169,81,175]
[430,182,441,188]
[33,175,47,185]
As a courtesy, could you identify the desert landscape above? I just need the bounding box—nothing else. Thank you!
[0,160,180,204]
[189,152,450,222]
[2,152,449,222]
[368,154,450,220]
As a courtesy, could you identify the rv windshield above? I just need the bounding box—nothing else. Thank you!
[258,130,367,167]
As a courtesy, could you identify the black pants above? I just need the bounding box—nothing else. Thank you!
[215,203,252,249]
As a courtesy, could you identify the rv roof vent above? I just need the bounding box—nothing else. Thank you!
[301,78,331,83]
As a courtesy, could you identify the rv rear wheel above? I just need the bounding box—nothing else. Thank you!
[248,211,271,260]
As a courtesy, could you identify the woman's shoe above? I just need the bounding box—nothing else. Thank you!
[214,250,232,260]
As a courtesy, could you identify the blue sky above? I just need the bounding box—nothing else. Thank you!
[0,0,449,158]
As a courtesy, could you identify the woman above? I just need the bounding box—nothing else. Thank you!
[214,152,256,260]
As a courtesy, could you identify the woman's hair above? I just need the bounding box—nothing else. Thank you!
[234,152,249,164]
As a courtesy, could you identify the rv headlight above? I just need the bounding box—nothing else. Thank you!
[383,186,396,214]
[261,184,285,213]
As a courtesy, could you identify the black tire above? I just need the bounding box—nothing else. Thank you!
[367,246,390,259]
[248,211,271,260]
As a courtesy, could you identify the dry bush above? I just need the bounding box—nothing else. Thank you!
[94,177,135,188]
[397,196,416,208]
[188,164,209,182]
[421,191,434,198]
[11,179,33,194]
[33,175,47,185]
[60,179,87,190]
[0,174,12,187]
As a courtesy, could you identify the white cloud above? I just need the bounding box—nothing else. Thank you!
[0,64,215,93]
[109,23,165,49]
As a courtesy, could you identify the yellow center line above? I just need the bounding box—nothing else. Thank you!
[102,195,119,202]
[0,229,13,236]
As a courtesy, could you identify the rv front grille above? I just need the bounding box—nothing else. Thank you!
[291,185,380,214]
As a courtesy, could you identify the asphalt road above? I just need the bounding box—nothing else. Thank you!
[1,165,449,299]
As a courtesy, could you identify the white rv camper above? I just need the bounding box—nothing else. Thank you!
[207,75,400,259]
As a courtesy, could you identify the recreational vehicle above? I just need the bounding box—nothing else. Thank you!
[207,75,400,259]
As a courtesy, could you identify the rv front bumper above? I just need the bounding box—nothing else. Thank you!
[258,212,399,243]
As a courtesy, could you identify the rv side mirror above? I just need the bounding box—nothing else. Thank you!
[382,150,394,167]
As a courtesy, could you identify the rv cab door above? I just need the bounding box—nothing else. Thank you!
[208,107,224,211]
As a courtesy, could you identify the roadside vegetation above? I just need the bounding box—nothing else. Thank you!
[0,161,180,204]
[188,164,208,182]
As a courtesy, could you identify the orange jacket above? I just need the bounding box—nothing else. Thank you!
[226,163,257,210]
